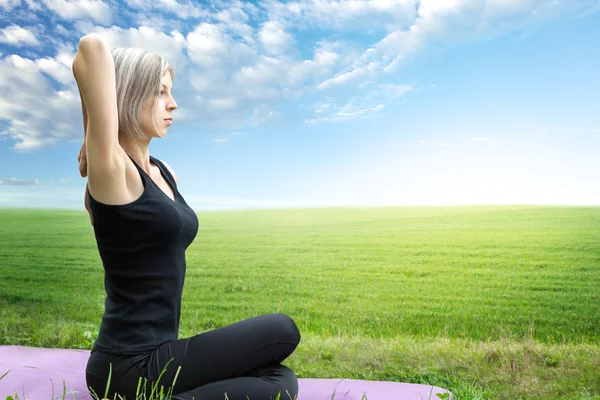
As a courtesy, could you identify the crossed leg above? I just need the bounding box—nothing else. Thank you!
[140,313,302,400]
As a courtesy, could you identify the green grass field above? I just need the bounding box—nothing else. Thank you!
[1,205,599,399]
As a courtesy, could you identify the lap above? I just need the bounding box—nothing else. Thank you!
[145,313,301,393]
[172,364,298,400]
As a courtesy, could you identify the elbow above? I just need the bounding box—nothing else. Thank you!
[77,34,108,57]
[73,34,112,75]
[78,33,103,48]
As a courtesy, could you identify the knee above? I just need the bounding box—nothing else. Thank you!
[276,313,301,347]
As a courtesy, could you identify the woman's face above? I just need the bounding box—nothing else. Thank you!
[141,71,177,139]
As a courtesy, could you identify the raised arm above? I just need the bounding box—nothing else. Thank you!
[72,34,127,204]
[78,82,88,139]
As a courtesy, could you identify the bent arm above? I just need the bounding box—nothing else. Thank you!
[72,34,126,201]
[77,83,88,139]
[73,34,120,166]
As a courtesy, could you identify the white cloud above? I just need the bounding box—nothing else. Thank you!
[258,20,294,55]
[0,24,196,151]
[214,3,255,41]
[71,23,187,76]
[2,0,598,150]
[210,130,246,144]
[130,16,173,32]
[569,1,600,20]
[315,0,597,88]
[0,0,21,11]
[123,0,205,19]
[54,24,71,37]
[209,97,239,111]
[306,100,382,124]
[288,46,341,85]
[0,178,39,185]
[233,56,284,97]
[186,22,237,68]
[36,51,76,85]
[264,0,417,31]
[41,0,113,25]
[181,20,345,127]
[0,25,40,47]
[23,0,41,10]
[0,54,82,151]
[307,82,411,123]
[318,61,380,89]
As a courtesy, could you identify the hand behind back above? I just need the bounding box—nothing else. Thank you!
[78,140,87,178]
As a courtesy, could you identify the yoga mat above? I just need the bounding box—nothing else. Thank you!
[0,345,452,399]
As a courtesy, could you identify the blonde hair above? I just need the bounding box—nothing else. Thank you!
[110,47,175,139]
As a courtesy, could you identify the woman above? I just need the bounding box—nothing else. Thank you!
[73,33,301,400]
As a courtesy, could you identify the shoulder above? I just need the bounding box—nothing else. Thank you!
[157,158,178,184]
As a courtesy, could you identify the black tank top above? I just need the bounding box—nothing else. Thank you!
[87,155,199,355]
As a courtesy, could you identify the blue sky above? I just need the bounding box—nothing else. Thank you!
[1,0,599,210]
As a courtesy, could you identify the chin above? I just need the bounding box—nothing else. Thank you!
[152,130,167,139]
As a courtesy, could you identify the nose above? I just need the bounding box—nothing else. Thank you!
[168,99,177,111]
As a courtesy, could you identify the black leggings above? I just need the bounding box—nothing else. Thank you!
[85,314,301,400]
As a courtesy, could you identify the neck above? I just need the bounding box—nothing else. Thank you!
[119,134,153,173]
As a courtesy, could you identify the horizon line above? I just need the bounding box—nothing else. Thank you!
[1,203,599,213]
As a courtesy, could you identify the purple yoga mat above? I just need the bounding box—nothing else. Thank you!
[0,345,452,399]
